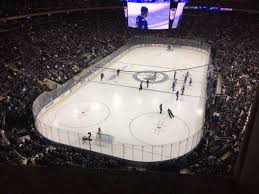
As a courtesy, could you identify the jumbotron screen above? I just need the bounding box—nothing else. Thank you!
[123,0,189,30]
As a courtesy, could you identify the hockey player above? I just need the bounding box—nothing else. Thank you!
[172,81,176,91]
[88,132,92,139]
[181,85,185,95]
[97,127,102,135]
[100,72,104,81]
[174,71,176,80]
[139,81,143,90]
[82,132,92,143]
[176,91,179,100]
[167,109,175,119]
[186,71,189,78]
[136,6,148,30]
[117,68,121,76]
[184,74,188,84]
[146,79,149,88]
[159,104,163,114]
[189,77,192,86]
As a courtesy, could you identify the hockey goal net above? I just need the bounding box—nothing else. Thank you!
[94,133,114,146]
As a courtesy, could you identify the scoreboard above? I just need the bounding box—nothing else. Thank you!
[122,0,189,29]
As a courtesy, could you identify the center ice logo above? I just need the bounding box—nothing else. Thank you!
[133,71,169,84]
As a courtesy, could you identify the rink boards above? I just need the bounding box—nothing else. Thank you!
[35,43,210,162]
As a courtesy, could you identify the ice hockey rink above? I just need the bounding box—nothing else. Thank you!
[36,45,210,162]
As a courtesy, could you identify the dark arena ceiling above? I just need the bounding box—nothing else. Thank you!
[0,0,258,18]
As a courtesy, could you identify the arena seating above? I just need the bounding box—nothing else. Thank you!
[0,10,258,175]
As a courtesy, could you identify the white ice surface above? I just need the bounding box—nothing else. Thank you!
[37,45,209,162]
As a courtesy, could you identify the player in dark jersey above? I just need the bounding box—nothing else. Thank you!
[97,128,102,136]
[100,73,104,81]
[174,71,177,80]
[117,69,121,76]
[172,81,176,91]
[159,104,163,114]
[176,91,179,100]
[136,6,148,30]
[167,109,175,119]
[139,81,143,90]
[184,74,188,84]
[181,85,185,95]
[189,77,192,86]
[146,79,149,88]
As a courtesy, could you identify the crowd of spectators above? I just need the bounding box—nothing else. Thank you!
[0,10,258,175]
[1,0,257,18]
[0,0,121,17]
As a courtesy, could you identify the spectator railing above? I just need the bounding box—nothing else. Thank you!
[35,119,204,162]
[32,37,211,162]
